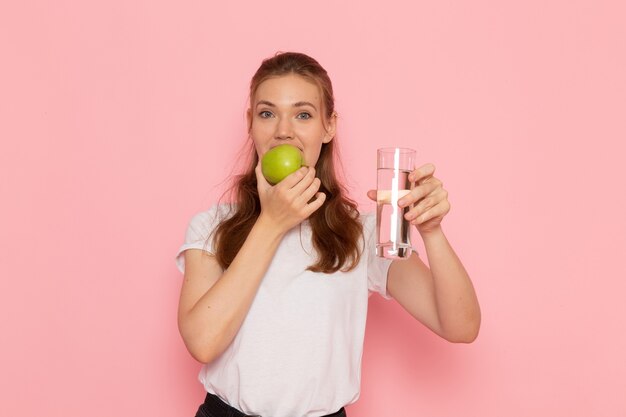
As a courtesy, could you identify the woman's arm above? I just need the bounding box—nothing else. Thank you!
[369,164,481,342]
[178,165,325,363]
[387,228,480,343]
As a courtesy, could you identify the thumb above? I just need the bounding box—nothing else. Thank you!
[255,160,271,192]
[366,189,377,201]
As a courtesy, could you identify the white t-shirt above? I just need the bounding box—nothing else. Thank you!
[175,204,393,417]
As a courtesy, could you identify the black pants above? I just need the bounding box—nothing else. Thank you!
[195,392,347,417]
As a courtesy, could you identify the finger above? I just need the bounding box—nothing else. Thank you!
[405,189,447,221]
[297,176,322,205]
[255,161,271,191]
[288,166,317,195]
[409,163,436,183]
[366,190,376,201]
[411,200,450,225]
[415,188,448,214]
[276,166,311,190]
[398,180,441,207]
[303,192,327,217]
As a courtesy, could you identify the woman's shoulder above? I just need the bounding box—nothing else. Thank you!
[206,202,235,218]
[355,210,377,245]
[186,203,235,234]
[358,210,376,226]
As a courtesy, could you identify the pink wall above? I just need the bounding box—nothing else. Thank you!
[1,1,625,415]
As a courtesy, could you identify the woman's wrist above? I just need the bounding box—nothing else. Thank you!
[255,213,289,241]
[418,225,445,242]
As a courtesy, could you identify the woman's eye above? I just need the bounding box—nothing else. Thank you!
[259,111,273,118]
[296,112,312,120]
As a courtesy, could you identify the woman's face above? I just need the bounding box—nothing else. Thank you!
[248,74,336,168]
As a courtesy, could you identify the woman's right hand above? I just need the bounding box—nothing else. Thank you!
[179,163,323,364]
[255,161,326,234]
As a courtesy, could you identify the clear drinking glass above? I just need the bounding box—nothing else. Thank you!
[376,147,416,259]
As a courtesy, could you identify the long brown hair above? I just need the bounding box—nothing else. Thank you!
[213,52,363,273]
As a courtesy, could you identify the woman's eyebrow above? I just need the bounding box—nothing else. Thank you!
[293,101,317,111]
[255,100,317,111]
[256,100,276,108]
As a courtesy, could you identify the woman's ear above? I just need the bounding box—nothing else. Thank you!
[323,112,338,143]
[246,108,252,132]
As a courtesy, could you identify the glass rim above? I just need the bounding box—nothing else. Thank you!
[377,147,416,154]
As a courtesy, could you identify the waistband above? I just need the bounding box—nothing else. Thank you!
[199,392,347,417]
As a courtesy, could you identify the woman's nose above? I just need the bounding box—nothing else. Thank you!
[275,117,294,140]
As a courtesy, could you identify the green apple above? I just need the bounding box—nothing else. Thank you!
[261,144,304,184]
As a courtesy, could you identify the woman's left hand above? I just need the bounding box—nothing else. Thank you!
[401,163,450,235]
[368,163,450,235]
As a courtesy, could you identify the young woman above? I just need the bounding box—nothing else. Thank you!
[175,52,480,417]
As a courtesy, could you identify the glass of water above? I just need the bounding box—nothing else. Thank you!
[376,147,416,259]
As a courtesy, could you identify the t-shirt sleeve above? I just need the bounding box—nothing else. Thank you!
[363,213,394,300]
[174,205,224,274]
